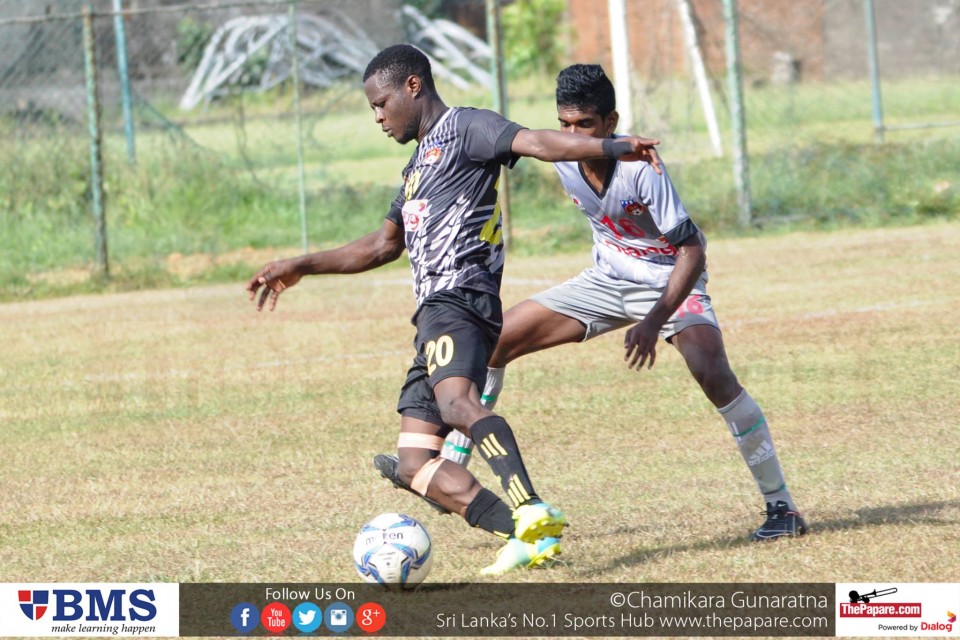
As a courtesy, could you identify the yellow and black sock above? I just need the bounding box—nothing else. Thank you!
[465,488,513,538]
[470,415,539,509]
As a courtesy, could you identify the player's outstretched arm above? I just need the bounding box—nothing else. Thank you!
[511,129,662,174]
[246,218,405,311]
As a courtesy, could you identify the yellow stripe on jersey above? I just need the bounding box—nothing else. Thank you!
[404,168,422,200]
[479,202,503,245]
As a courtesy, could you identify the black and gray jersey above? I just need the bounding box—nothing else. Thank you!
[386,107,522,307]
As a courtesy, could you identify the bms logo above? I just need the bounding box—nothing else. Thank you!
[18,589,157,622]
[18,590,49,620]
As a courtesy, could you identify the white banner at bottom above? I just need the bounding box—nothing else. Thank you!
[0,584,179,637]
[836,583,959,637]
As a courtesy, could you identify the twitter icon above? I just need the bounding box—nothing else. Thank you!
[293,602,322,633]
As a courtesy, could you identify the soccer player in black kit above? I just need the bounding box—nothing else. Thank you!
[246,44,660,575]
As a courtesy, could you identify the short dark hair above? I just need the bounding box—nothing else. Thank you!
[363,44,436,93]
[555,64,616,116]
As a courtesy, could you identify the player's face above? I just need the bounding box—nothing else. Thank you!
[557,106,618,139]
[364,73,420,145]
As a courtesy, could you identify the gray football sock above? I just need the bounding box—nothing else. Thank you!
[719,389,796,510]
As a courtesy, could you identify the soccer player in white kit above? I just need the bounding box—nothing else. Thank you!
[377,64,807,543]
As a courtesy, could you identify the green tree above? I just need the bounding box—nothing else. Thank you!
[502,0,567,78]
[176,16,214,74]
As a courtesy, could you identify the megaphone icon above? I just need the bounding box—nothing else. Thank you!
[849,587,898,603]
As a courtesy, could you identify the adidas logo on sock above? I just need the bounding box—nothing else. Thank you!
[747,440,776,466]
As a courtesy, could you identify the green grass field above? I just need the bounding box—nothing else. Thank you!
[2,222,958,588]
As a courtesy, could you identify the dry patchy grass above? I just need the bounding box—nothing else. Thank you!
[1,223,959,588]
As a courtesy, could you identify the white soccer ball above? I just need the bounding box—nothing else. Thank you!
[353,513,433,588]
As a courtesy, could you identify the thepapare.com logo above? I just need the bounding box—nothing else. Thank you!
[18,588,157,623]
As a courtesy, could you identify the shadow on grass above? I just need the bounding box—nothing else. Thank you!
[812,498,960,533]
[588,498,960,575]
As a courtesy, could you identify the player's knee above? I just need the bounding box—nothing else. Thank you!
[436,395,482,431]
[396,452,428,486]
[697,367,741,407]
[396,432,447,490]
[398,454,445,496]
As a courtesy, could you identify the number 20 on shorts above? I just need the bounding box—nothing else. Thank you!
[426,335,454,376]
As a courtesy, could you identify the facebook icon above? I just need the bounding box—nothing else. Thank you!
[230,603,259,634]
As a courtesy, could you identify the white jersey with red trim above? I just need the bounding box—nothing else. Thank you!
[554,150,704,288]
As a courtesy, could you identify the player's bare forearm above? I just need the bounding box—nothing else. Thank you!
[647,236,706,328]
[623,235,705,370]
[299,221,405,275]
[246,219,404,311]
[512,130,662,173]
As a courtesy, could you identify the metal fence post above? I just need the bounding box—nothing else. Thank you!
[83,4,109,279]
[722,0,752,227]
[113,0,136,164]
[289,0,308,253]
[486,0,511,250]
[677,0,723,157]
[608,0,635,134]
[864,0,885,144]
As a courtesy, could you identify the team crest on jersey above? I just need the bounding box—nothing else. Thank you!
[620,199,648,216]
[401,199,429,232]
[422,145,443,165]
[568,193,586,211]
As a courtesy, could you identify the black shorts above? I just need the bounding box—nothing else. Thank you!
[396,288,503,426]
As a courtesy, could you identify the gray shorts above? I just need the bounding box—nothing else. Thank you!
[530,267,719,342]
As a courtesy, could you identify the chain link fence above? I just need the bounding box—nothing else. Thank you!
[568,0,958,227]
[1,0,958,293]
[730,0,959,226]
[0,0,415,286]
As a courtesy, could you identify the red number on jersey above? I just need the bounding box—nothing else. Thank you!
[600,215,646,239]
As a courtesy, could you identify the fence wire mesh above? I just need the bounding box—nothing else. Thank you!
[1,0,957,292]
